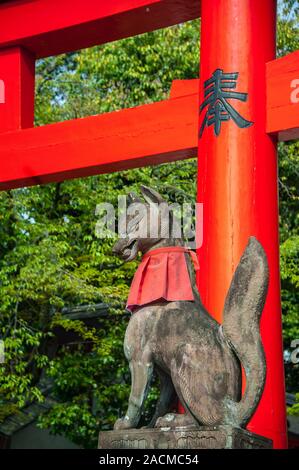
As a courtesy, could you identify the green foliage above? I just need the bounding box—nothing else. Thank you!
[288,393,299,416]
[38,314,130,448]
[278,144,299,352]
[281,236,299,342]
[0,1,298,448]
[277,0,299,56]
[0,320,48,415]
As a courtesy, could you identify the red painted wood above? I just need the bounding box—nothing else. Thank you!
[0,47,35,132]
[0,68,297,186]
[171,70,299,142]
[0,91,198,190]
[0,0,200,59]
[267,50,299,141]
[0,69,298,186]
[170,79,199,98]
[197,0,287,448]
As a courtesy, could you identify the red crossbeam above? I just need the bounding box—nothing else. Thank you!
[267,50,299,141]
[0,0,200,59]
[0,88,198,190]
[0,52,298,191]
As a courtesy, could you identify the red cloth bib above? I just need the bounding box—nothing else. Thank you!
[126,246,199,313]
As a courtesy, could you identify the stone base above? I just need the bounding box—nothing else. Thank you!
[98,425,272,449]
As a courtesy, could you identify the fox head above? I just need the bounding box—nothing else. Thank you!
[112,185,179,262]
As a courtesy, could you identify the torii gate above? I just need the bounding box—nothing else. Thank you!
[0,0,298,449]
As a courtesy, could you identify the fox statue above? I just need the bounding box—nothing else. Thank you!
[112,186,269,431]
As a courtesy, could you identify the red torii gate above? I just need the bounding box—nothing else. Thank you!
[0,0,298,449]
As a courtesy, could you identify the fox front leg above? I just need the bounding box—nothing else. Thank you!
[147,367,176,428]
[114,357,153,430]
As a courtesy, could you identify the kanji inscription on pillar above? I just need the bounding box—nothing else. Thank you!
[199,69,253,137]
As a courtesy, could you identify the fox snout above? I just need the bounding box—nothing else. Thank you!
[112,239,127,256]
[113,238,139,262]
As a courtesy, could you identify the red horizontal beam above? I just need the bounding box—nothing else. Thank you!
[1,48,298,191]
[267,50,299,141]
[0,89,198,190]
[0,0,200,59]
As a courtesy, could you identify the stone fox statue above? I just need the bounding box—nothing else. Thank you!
[112,186,269,431]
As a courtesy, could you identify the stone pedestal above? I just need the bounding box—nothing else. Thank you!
[98,425,272,449]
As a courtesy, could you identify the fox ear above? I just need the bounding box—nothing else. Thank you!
[127,192,142,204]
[140,185,166,205]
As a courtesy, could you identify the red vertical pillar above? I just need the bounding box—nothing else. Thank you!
[0,47,35,133]
[197,0,287,448]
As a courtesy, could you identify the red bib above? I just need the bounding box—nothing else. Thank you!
[126,246,199,313]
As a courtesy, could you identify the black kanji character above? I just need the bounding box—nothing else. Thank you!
[199,68,253,137]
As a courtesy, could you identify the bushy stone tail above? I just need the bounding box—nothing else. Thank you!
[222,237,269,427]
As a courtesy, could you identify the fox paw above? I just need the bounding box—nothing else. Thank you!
[114,416,134,430]
[155,413,196,429]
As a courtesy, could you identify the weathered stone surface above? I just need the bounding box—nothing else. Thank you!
[98,426,272,449]
[111,187,269,432]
